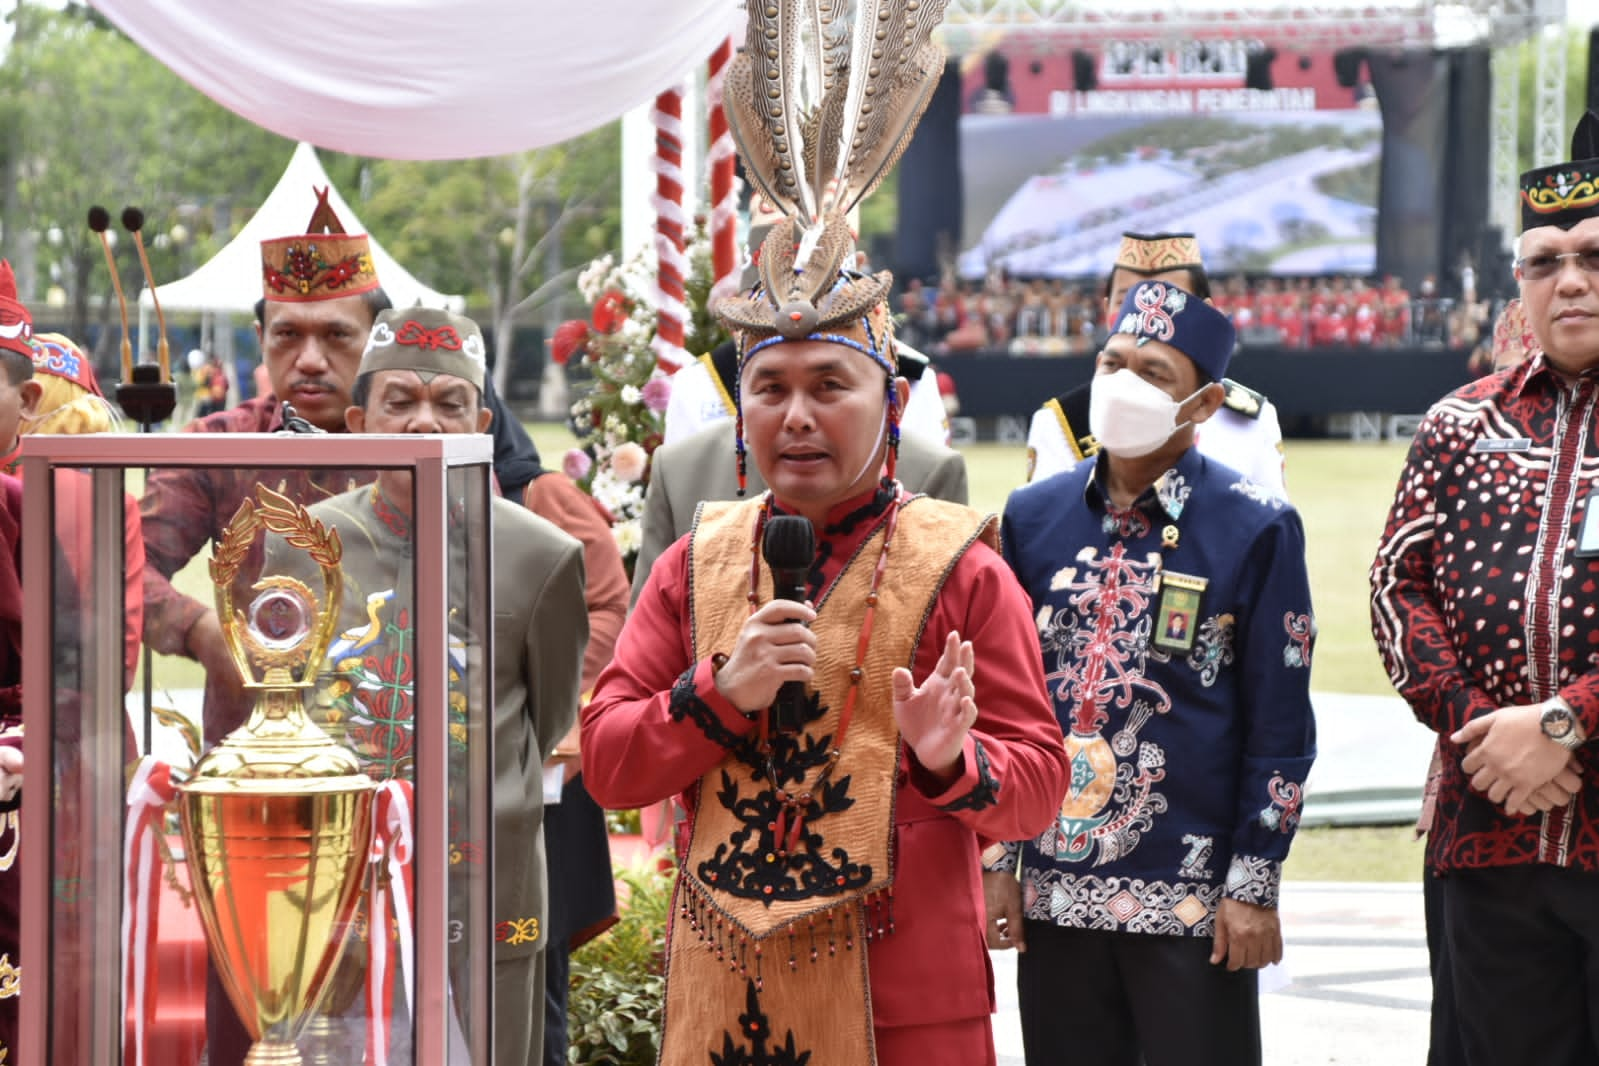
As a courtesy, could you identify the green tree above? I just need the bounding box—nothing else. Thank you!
[360,124,623,395]
[1,2,291,363]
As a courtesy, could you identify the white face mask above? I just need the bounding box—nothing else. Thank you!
[1088,368,1197,458]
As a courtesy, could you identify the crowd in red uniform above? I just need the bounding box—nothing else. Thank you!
[895,271,1484,354]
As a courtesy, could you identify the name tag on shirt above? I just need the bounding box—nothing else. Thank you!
[1471,437,1532,453]
[1153,571,1208,655]
[1577,499,1599,559]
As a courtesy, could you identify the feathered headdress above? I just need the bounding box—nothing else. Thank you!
[714,0,950,488]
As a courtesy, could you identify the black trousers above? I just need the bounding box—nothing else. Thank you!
[1425,866,1467,1066]
[1016,919,1260,1066]
[1444,865,1599,1066]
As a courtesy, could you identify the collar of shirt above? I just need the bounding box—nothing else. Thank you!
[1083,447,1200,525]
[768,477,901,601]
[1508,351,1599,402]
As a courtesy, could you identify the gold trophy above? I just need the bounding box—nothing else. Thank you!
[180,486,376,1066]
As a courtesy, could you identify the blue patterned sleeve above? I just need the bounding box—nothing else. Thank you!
[1225,509,1317,908]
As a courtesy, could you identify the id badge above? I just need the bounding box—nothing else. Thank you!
[1153,571,1208,654]
[1577,498,1599,559]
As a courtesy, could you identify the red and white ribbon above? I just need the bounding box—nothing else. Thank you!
[651,85,691,373]
[121,756,178,1066]
[706,37,741,308]
[365,780,415,1066]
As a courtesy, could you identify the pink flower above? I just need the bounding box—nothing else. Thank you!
[562,448,593,481]
[610,441,649,483]
[641,375,672,413]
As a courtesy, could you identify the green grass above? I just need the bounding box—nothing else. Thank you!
[1283,825,1424,883]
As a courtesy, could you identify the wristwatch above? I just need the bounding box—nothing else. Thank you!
[1539,697,1586,751]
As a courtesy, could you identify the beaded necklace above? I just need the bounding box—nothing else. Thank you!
[745,491,900,856]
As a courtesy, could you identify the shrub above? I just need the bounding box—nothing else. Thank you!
[567,860,674,1065]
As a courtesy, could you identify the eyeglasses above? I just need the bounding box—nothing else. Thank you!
[1515,249,1599,281]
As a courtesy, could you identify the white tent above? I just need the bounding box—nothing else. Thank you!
[138,141,464,317]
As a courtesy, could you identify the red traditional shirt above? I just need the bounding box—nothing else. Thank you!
[583,482,1068,1034]
[1372,355,1599,871]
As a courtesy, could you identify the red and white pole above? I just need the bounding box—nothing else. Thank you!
[651,85,690,373]
[707,37,740,306]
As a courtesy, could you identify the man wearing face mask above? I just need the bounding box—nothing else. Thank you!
[1023,232,1288,499]
[987,280,1317,1066]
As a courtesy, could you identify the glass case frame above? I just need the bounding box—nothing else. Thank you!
[17,432,496,1066]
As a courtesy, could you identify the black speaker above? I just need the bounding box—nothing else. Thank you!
[1333,49,1366,89]
[1072,50,1097,92]
[1588,28,1599,114]
[1245,48,1277,91]
[984,50,1010,93]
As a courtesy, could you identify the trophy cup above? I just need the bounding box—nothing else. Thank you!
[179,486,376,1066]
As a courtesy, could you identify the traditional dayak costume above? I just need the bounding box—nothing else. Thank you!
[583,3,1067,1062]
[1001,281,1317,1066]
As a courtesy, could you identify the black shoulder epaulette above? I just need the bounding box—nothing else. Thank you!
[1046,383,1099,460]
[896,344,930,381]
[1220,378,1267,420]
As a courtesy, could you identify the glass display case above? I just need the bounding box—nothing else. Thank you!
[17,433,495,1066]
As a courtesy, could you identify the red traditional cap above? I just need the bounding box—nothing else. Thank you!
[30,332,103,397]
[0,261,34,361]
[260,187,379,303]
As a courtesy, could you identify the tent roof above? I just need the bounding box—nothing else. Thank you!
[139,142,464,314]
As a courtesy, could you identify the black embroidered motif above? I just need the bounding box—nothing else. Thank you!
[697,692,873,904]
[938,738,1000,813]
[670,665,757,756]
[712,979,813,1066]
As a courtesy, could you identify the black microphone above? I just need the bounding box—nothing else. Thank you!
[762,515,815,734]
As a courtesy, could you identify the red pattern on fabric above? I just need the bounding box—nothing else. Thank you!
[1372,359,1599,872]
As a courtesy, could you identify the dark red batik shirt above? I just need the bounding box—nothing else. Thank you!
[1372,354,1599,872]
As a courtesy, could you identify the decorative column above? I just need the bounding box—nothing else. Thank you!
[651,85,690,372]
[707,37,740,306]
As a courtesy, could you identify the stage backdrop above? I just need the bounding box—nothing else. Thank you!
[954,39,1386,281]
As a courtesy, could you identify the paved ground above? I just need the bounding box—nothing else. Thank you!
[991,881,1430,1065]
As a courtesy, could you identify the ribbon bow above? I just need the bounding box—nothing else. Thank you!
[394,321,462,351]
[122,756,179,1066]
[366,779,416,1066]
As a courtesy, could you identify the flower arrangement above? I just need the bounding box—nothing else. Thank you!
[556,224,729,574]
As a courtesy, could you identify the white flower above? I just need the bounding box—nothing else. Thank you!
[613,519,642,558]
[620,384,642,406]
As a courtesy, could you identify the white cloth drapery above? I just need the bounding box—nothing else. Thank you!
[89,0,740,159]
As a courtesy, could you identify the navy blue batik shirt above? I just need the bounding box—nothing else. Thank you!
[997,446,1317,937]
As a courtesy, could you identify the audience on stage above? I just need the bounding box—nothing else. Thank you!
[896,270,1492,355]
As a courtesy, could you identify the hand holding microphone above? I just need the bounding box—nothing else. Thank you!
[712,516,818,720]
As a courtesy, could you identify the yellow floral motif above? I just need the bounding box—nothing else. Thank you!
[497,917,540,946]
[1524,171,1599,215]
[0,954,21,999]
[0,811,19,872]
[449,722,468,747]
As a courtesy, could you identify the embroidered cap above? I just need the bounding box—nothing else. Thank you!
[261,186,379,303]
[1113,280,1237,382]
[358,307,487,393]
[0,261,33,363]
[1114,232,1203,276]
[1520,111,1599,233]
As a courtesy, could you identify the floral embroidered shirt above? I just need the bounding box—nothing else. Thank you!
[1371,356,1599,872]
[999,447,1317,936]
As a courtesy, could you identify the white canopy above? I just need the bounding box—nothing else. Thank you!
[138,142,464,315]
[90,0,738,160]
